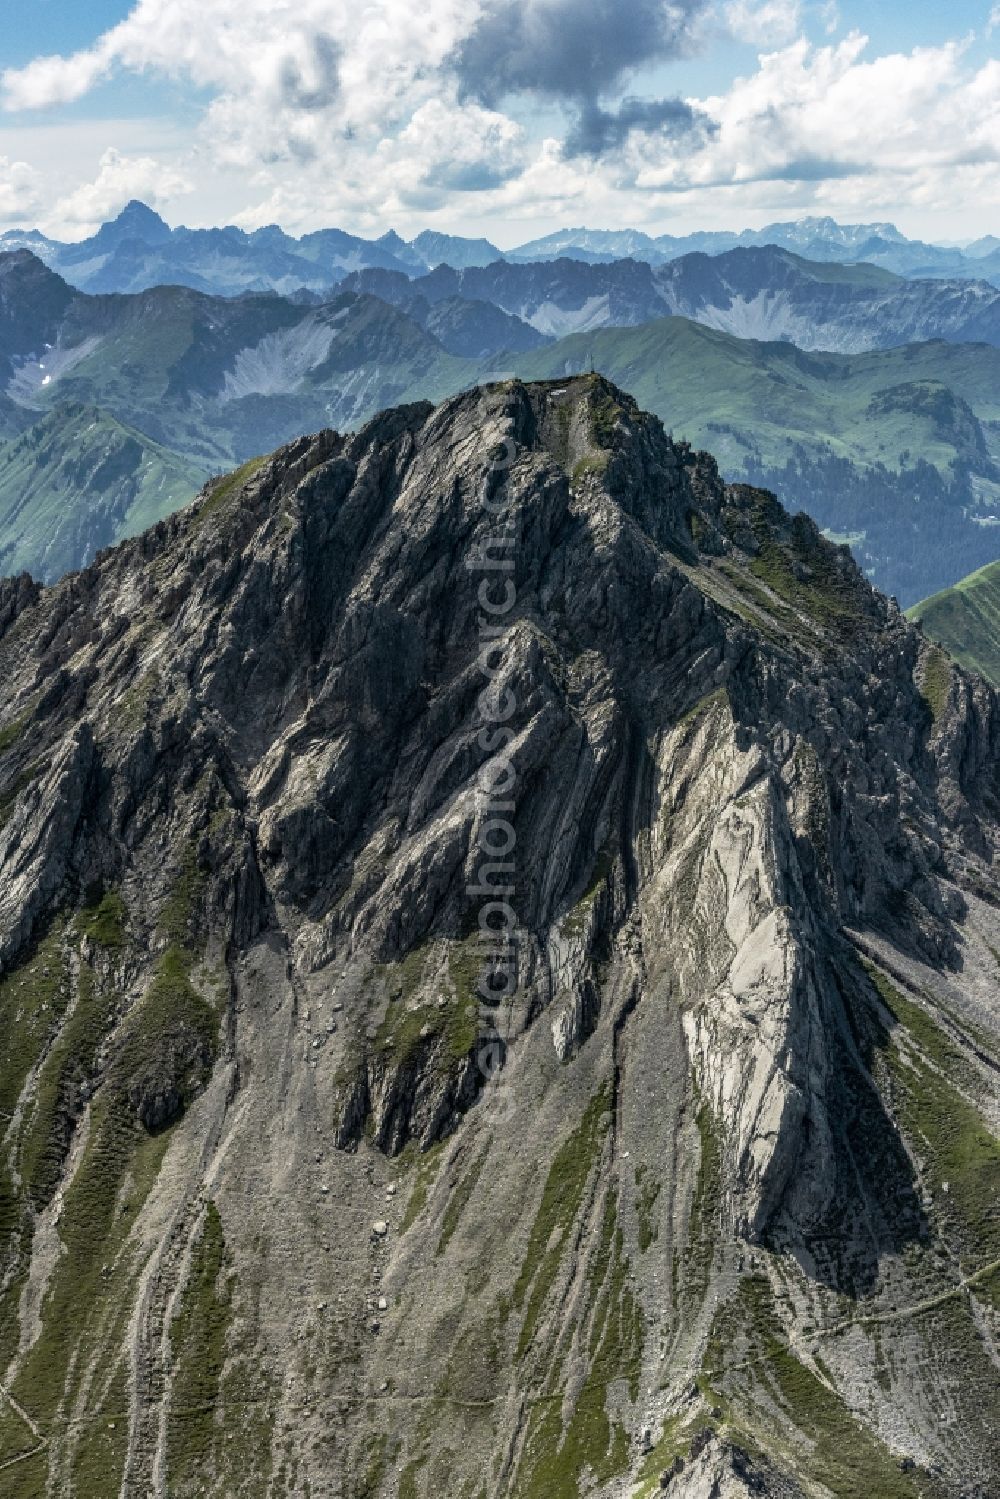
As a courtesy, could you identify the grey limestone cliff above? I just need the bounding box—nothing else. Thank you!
[0,376,998,1497]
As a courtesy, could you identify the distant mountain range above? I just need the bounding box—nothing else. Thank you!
[4,202,1000,299]
[0,201,505,298]
[5,246,1000,602]
[344,249,1000,353]
[509,216,1000,282]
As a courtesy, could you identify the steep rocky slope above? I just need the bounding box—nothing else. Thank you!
[0,377,999,1498]
[513,320,1000,606]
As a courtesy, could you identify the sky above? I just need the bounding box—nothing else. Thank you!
[1,1,1000,245]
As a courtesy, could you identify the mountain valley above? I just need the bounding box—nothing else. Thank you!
[5,245,1000,602]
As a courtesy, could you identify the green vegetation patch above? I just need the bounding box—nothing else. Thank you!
[0,859,220,1468]
[400,1140,446,1234]
[114,668,161,734]
[19,962,119,1211]
[12,1088,170,1434]
[78,890,127,951]
[513,1192,641,1499]
[680,1104,723,1306]
[674,685,728,738]
[571,453,610,483]
[399,1457,428,1499]
[197,454,267,525]
[0,403,206,582]
[717,1275,936,1499]
[0,924,76,1371]
[0,711,30,757]
[0,923,69,1123]
[374,939,480,1071]
[919,645,952,725]
[908,559,1000,686]
[865,961,1000,1268]
[0,1446,46,1497]
[111,945,220,1132]
[166,1201,234,1492]
[587,382,624,450]
[514,1085,611,1359]
[975,1260,1000,1314]
[69,1359,130,1499]
[159,844,207,949]
[747,504,861,633]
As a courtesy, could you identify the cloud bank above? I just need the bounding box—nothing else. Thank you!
[2,1,1000,237]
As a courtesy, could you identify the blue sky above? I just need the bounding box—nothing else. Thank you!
[1,1,999,242]
[4,2,995,87]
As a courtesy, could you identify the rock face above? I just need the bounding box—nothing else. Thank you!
[0,375,998,1498]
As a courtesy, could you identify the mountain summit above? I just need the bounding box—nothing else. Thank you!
[95,199,173,247]
[0,377,998,1496]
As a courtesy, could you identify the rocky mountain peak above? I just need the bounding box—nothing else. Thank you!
[0,378,998,1496]
[97,198,173,246]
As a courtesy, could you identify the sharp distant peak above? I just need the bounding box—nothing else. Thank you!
[100,200,172,244]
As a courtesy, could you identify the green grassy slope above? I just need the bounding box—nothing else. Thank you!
[511,317,1000,477]
[776,251,902,287]
[8,301,1000,598]
[907,561,1000,685]
[0,404,206,582]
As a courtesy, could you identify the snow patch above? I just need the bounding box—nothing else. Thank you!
[8,335,105,404]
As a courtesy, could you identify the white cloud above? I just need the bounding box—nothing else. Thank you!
[2,1,473,143]
[725,0,803,47]
[0,157,41,224]
[819,1,840,35]
[1,5,1000,239]
[634,34,1000,212]
[1,0,529,225]
[55,148,192,233]
[989,5,1000,36]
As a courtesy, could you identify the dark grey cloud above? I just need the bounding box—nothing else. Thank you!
[449,0,712,158]
[422,159,521,191]
[564,96,715,157]
[451,0,709,107]
[279,34,341,111]
[765,157,865,182]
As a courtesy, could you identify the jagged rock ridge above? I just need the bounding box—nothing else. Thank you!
[0,376,998,1497]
